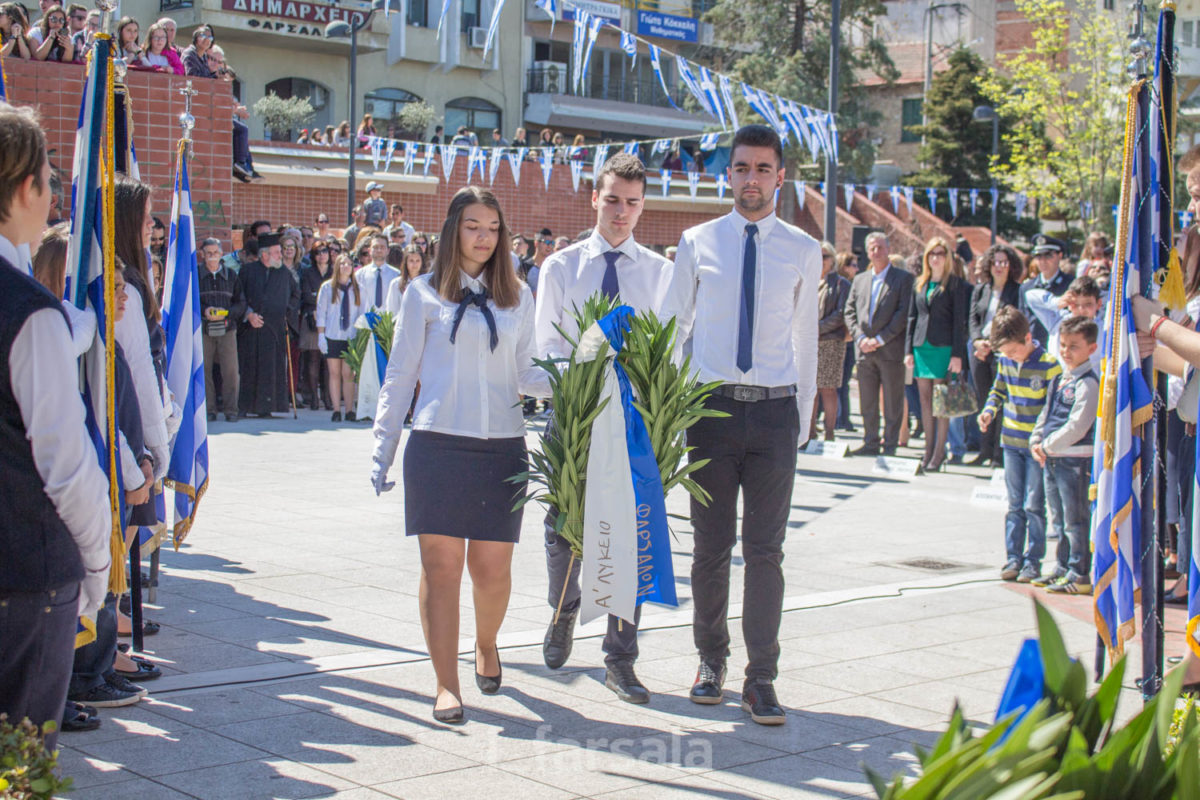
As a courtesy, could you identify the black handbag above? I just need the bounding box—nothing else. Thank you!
[933,372,979,418]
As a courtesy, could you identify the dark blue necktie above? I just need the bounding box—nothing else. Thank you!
[339,283,351,329]
[601,250,621,300]
[449,287,499,352]
[375,271,384,307]
[737,224,757,373]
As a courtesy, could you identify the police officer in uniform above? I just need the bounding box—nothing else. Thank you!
[1020,234,1071,344]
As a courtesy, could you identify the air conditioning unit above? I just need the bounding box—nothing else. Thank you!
[468,26,488,48]
[534,60,568,94]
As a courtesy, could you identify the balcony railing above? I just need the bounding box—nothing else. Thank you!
[160,0,193,10]
[525,66,691,111]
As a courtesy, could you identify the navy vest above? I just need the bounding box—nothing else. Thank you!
[1042,367,1098,450]
[0,261,86,592]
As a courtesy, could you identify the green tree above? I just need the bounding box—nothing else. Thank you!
[977,0,1127,236]
[704,0,899,179]
[905,47,1037,240]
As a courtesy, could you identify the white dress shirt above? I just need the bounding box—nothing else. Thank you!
[373,272,551,468]
[383,220,416,245]
[356,263,402,313]
[384,277,405,315]
[535,229,674,360]
[316,278,366,341]
[114,283,169,450]
[2,235,111,573]
[662,209,822,430]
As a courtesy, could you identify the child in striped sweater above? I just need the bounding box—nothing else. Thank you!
[977,305,1062,583]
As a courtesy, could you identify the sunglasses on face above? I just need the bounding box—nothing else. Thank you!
[314,248,328,255]
[48,16,64,24]
[70,13,85,20]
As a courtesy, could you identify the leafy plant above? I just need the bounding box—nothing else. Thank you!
[396,101,437,141]
[516,295,725,556]
[867,601,1200,799]
[0,715,72,799]
[251,92,316,141]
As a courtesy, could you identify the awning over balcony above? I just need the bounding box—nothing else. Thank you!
[524,93,709,138]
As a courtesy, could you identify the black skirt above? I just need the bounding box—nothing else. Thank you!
[403,430,527,542]
[326,338,349,359]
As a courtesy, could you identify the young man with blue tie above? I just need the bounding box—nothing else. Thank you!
[534,153,675,704]
[662,124,822,725]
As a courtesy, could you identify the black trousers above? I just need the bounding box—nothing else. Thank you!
[0,582,79,751]
[69,593,117,696]
[687,394,799,681]
[971,353,999,458]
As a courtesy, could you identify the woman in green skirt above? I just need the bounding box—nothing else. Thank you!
[905,237,968,472]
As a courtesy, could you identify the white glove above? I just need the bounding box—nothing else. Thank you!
[318,333,328,355]
[78,568,108,617]
[371,460,395,496]
[151,443,171,481]
[576,322,608,363]
[165,396,183,439]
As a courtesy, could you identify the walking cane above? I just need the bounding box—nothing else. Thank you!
[284,326,298,419]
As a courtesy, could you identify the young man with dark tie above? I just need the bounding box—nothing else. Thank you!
[662,124,821,725]
[534,153,674,704]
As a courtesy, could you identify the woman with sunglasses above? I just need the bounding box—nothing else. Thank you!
[182,25,215,78]
[813,242,850,443]
[300,241,334,411]
[905,237,968,473]
[32,5,71,62]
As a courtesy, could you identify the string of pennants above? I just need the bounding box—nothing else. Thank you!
[532,0,839,166]
[362,129,730,192]
[361,128,1040,220]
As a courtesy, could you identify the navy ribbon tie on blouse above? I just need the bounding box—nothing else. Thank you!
[449,287,499,352]
[339,284,351,329]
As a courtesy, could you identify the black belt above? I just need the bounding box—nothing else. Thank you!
[711,383,797,403]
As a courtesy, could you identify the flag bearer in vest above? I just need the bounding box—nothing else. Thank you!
[1030,316,1100,594]
[0,102,112,750]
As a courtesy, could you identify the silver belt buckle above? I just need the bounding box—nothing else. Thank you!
[733,385,758,403]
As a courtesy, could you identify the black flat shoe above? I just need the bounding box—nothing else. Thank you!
[689,659,726,705]
[331,411,342,422]
[432,695,465,724]
[1165,590,1189,606]
[61,707,101,732]
[475,646,502,695]
[115,659,161,681]
[345,410,357,422]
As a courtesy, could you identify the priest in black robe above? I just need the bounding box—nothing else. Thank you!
[235,234,300,418]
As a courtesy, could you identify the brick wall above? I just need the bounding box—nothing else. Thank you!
[5,58,235,247]
[230,156,757,249]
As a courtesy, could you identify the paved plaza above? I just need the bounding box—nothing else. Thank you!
[57,410,1165,800]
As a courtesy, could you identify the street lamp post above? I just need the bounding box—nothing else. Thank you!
[972,105,998,245]
[326,0,386,227]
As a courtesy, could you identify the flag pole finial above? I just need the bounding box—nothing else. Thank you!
[95,0,116,35]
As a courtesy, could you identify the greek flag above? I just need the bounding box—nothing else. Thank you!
[620,31,637,68]
[947,187,959,217]
[660,169,671,197]
[675,56,714,118]
[926,187,938,213]
[533,0,557,34]
[592,143,610,176]
[507,147,525,185]
[481,0,507,58]
[66,35,123,603]
[578,15,604,92]
[648,45,681,111]
[623,141,639,157]
[718,74,739,130]
[904,186,914,216]
[697,65,725,127]
[0,50,6,101]
[161,148,208,545]
[1092,82,1154,659]
[571,11,589,94]
[699,132,720,151]
[435,0,453,36]
[890,185,901,214]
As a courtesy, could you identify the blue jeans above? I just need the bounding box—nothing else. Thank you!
[947,416,967,458]
[233,118,253,170]
[1003,446,1046,570]
[1043,457,1090,576]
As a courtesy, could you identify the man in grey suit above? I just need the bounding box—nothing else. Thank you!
[844,232,913,456]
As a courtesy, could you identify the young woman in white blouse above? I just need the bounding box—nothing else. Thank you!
[316,254,364,422]
[371,186,549,724]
